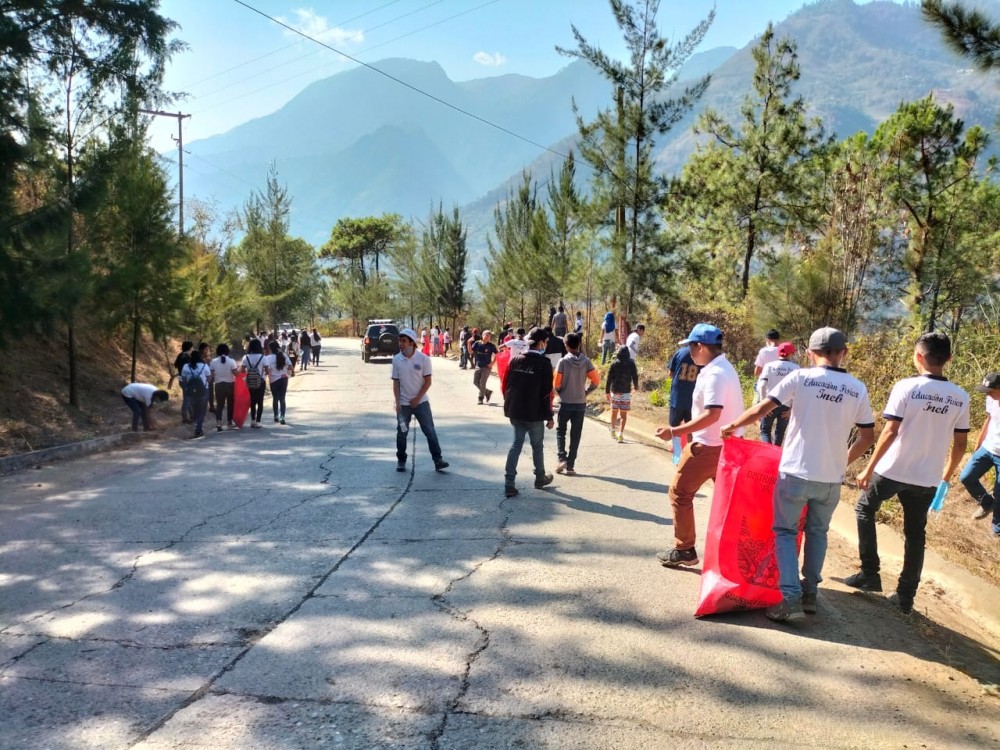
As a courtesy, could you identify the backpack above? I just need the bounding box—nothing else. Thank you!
[245,355,264,389]
[183,363,207,399]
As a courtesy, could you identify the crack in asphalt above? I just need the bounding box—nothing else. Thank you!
[426,495,514,749]
[0,491,274,636]
[129,430,420,746]
[0,638,47,672]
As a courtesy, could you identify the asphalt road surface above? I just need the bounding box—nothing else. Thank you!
[1,337,997,749]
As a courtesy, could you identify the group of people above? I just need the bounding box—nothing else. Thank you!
[417,326,451,356]
[245,328,323,372]
[654,322,997,623]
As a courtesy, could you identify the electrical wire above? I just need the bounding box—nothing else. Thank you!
[230,0,569,162]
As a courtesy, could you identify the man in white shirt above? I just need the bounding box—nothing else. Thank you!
[960,371,1000,534]
[654,324,745,568]
[626,324,645,361]
[846,333,970,614]
[723,327,875,622]
[752,329,781,386]
[392,328,448,473]
[757,342,799,446]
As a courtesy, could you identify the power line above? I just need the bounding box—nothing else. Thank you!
[230,0,568,162]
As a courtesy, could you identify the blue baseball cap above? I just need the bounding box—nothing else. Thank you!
[679,323,724,346]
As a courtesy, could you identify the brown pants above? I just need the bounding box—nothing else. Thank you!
[668,442,723,550]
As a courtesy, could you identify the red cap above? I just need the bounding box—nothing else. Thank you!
[778,342,796,357]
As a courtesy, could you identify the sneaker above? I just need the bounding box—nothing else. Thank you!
[844,571,883,592]
[434,460,449,472]
[250,423,259,429]
[280,418,285,425]
[556,460,567,474]
[534,473,554,489]
[657,548,699,567]
[477,398,483,405]
[485,389,493,403]
[396,461,406,472]
[765,599,805,622]
[256,421,262,428]
[972,505,991,520]
[887,592,913,615]
[564,467,577,476]
[274,416,279,423]
[801,592,818,615]
[504,486,519,498]
[610,425,617,437]
[193,430,204,439]
[216,424,223,432]
[617,432,624,444]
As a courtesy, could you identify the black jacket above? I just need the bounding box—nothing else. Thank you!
[605,347,639,394]
[503,352,554,422]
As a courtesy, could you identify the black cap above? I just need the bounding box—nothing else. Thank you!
[975,372,1000,393]
[766,329,780,340]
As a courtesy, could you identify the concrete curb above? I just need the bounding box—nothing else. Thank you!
[587,408,1000,639]
[0,431,152,476]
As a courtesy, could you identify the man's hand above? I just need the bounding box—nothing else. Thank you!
[394,402,400,414]
[856,468,873,491]
[654,426,672,442]
[409,396,421,407]
[720,423,738,439]
[546,419,554,430]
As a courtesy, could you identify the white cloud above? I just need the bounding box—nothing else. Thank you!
[473,51,507,67]
[278,9,363,46]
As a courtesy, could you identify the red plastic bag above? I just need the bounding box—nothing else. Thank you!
[496,348,511,396]
[695,437,804,617]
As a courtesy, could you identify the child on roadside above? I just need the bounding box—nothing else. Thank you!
[757,342,800,446]
[960,372,1000,534]
[605,345,639,443]
[722,327,875,622]
[845,333,969,614]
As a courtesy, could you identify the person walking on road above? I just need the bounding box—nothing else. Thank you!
[209,343,239,431]
[960,372,1000,532]
[266,341,292,424]
[180,348,211,438]
[655,324,745,568]
[757,342,800,446]
[666,345,699,428]
[298,330,311,371]
[392,328,449,473]
[472,330,498,405]
[554,332,600,475]
[503,327,555,497]
[310,328,322,365]
[242,339,268,429]
[174,341,194,424]
[606,345,639,443]
[847,333,969,614]
[722,327,875,622]
[121,383,169,432]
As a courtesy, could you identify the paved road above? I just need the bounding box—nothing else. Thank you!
[1,337,997,749]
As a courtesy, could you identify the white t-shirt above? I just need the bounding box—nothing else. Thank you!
[210,356,238,383]
[264,354,291,383]
[121,382,158,405]
[690,354,745,447]
[768,366,875,483]
[626,332,641,360]
[982,396,1000,456]
[755,344,780,369]
[391,349,432,405]
[757,359,800,400]
[242,354,267,382]
[874,375,971,487]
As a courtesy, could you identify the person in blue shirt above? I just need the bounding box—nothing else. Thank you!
[667,345,700,427]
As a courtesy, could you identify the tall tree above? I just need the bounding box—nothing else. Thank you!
[678,24,827,300]
[419,204,468,329]
[922,0,1000,70]
[233,165,318,330]
[547,151,584,304]
[558,0,713,321]
[873,95,993,331]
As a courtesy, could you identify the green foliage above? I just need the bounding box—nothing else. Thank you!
[418,204,468,326]
[558,0,714,320]
[922,0,1000,71]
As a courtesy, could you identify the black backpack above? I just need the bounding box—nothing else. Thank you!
[183,363,207,399]
[245,355,264,389]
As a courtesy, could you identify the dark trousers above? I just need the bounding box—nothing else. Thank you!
[459,346,468,368]
[855,473,935,600]
[760,408,790,446]
[299,345,310,370]
[191,394,209,432]
[556,404,586,468]
[271,377,288,419]
[214,382,234,424]
[122,396,151,431]
[396,401,442,463]
[312,345,320,365]
[668,406,692,428]
[249,384,266,423]
[505,420,546,487]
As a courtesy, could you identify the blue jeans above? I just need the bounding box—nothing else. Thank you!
[505,420,546,487]
[556,404,586,468]
[960,446,1000,523]
[191,394,209,433]
[396,400,442,464]
[600,339,615,364]
[122,396,150,431]
[760,408,790,446]
[772,473,842,600]
[300,345,310,369]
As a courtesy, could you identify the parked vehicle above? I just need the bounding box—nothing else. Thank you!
[362,320,399,362]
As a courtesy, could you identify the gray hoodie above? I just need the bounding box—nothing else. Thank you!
[555,352,596,405]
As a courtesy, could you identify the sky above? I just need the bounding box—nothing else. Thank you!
[150,0,904,151]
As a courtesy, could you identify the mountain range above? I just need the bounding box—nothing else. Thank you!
[180,0,1000,266]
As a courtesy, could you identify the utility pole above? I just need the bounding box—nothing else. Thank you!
[139,109,191,236]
